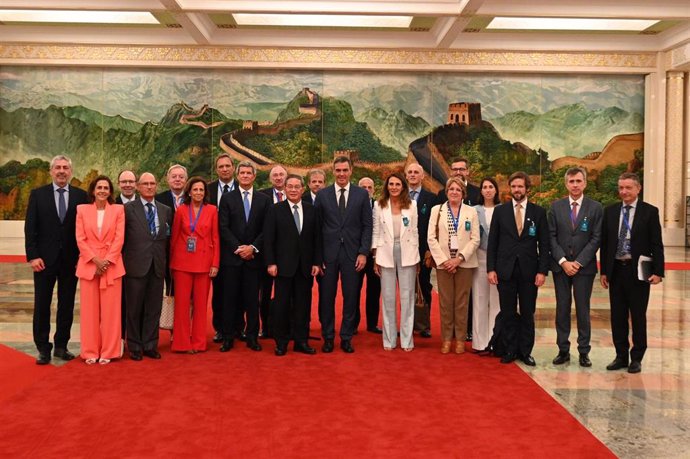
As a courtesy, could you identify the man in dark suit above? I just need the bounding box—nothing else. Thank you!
[122,172,173,361]
[600,172,664,374]
[302,168,326,204]
[218,160,271,352]
[548,167,603,368]
[208,154,237,343]
[487,171,549,366]
[258,164,289,338]
[25,155,89,365]
[406,162,438,338]
[264,174,323,356]
[355,176,382,334]
[115,170,137,205]
[315,156,373,353]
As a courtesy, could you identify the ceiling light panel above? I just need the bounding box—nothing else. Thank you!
[0,10,160,24]
[487,17,658,32]
[233,14,413,28]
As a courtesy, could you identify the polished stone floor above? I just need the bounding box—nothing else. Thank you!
[1,237,688,458]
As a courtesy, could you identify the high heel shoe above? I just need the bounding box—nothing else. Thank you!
[85,358,97,365]
[98,358,111,365]
[441,341,451,354]
[455,341,465,354]
[403,347,414,352]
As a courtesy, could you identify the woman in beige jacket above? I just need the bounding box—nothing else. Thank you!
[428,177,480,354]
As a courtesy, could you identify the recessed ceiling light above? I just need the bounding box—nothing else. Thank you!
[0,10,159,24]
[233,14,413,28]
[487,17,658,31]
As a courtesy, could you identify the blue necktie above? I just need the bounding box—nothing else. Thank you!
[243,191,250,222]
[57,188,67,223]
[293,204,301,234]
[146,202,156,235]
[615,205,632,258]
[410,190,418,201]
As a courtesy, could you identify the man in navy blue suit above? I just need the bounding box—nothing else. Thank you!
[315,156,373,353]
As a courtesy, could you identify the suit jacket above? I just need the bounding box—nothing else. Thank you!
[155,190,182,213]
[437,182,481,207]
[170,203,220,273]
[414,188,437,255]
[25,183,89,266]
[115,194,136,205]
[474,205,493,251]
[372,200,420,268]
[218,187,271,268]
[209,180,236,208]
[259,187,283,204]
[548,196,603,275]
[487,201,550,281]
[75,203,126,283]
[315,184,373,263]
[600,200,664,281]
[122,199,173,278]
[427,202,480,268]
[301,191,315,205]
[264,200,323,278]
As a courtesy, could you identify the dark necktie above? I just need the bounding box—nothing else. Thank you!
[57,188,67,223]
[293,204,301,234]
[410,190,418,201]
[223,184,229,194]
[615,205,632,258]
[570,202,578,229]
[338,188,346,217]
[276,191,283,202]
[145,202,156,235]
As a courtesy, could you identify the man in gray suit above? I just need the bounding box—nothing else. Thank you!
[123,172,173,361]
[548,167,603,367]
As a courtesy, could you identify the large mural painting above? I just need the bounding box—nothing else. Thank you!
[0,67,644,219]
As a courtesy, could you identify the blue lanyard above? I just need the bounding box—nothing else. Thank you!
[449,205,460,232]
[188,204,203,234]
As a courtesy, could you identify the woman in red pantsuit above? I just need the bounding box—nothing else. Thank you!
[170,177,219,353]
[76,175,126,365]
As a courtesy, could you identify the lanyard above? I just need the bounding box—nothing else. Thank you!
[449,205,461,232]
[188,204,203,234]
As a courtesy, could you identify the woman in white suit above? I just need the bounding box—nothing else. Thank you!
[372,172,420,351]
[428,177,480,354]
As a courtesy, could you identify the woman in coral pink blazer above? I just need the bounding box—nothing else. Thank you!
[170,177,220,353]
[76,175,126,364]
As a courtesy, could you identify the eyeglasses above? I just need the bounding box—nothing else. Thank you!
[451,167,468,172]
[285,185,303,190]
[119,180,135,184]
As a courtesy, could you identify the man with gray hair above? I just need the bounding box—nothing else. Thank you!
[303,168,326,204]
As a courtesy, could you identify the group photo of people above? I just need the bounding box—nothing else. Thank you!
[25,153,664,374]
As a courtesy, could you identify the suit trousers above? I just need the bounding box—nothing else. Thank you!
[380,241,416,349]
[435,267,474,342]
[259,272,274,334]
[356,253,381,330]
[272,273,312,347]
[172,270,210,352]
[79,276,122,360]
[471,249,500,351]
[32,252,78,353]
[413,262,433,333]
[553,270,594,355]
[125,263,164,352]
[211,270,224,333]
[222,264,260,339]
[319,249,360,341]
[496,262,538,357]
[609,262,650,363]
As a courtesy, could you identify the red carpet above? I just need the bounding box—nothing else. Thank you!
[0,344,55,404]
[0,287,613,458]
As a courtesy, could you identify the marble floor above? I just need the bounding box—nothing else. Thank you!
[1,237,688,458]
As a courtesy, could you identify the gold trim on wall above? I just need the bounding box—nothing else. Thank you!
[0,44,657,72]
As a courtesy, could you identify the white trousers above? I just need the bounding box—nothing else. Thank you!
[380,241,416,349]
[471,248,500,350]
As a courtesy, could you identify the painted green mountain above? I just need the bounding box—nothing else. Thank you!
[490,103,643,158]
[62,105,142,133]
[358,107,430,154]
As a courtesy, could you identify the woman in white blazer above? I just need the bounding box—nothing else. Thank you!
[428,177,480,354]
[372,172,420,351]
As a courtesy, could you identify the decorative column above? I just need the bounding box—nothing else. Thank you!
[664,72,684,228]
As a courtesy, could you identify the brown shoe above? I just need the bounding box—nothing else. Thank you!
[454,341,465,354]
[441,341,451,354]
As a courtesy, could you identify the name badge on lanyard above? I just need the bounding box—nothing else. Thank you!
[187,204,203,253]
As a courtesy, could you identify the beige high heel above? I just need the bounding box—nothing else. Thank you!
[441,341,451,354]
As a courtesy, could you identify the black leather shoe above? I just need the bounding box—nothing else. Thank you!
[129,351,143,361]
[220,339,234,352]
[213,332,223,343]
[521,355,536,366]
[628,361,642,373]
[367,327,383,334]
[274,345,287,356]
[579,354,592,367]
[143,349,161,359]
[606,358,628,371]
[340,340,355,353]
[247,338,262,351]
[36,352,51,365]
[552,352,570,365]
[54,348,76,361]
[237,332,247,342]
[500,353,516,364]
[420,330,432,338]
[465,333,473,342]
[294,343,316,355]
[322,339,334,353]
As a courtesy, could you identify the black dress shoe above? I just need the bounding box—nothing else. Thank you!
[521,355,536,366]
[579,354,592,367]
[54,348,76,361]
[322,339,334,353]
[367,327,383,334]
[213,332,223,343]
[419,330,432,338]
[143,349,161,359]
[552,352,570,365]
[606,358,629,371]
[274,346,287,356]
[129,351,143,361]
[340,340,355,353]
[36,352,51,365]
[628,361,642,373]
[500,353,516,364]
[294,342,317,355]
[465,333,473,342]
[247,338,262,351]
[220,339,234,352]
[237,332,247,342]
